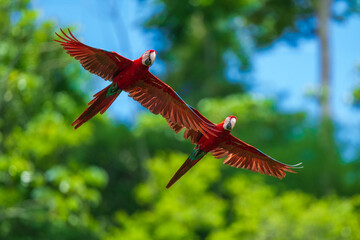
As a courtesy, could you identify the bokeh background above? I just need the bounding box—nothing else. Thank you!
[1,0,360,239]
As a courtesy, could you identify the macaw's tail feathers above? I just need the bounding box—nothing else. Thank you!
[166,148,206,189]
[72,83,121,129]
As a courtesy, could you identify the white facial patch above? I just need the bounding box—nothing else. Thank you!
[142,50,156,67]
[142,51,150,65]
[223,117,230,130]
[230,117,236,129]
[150,51,156,63]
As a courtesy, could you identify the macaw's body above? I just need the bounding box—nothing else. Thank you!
[55,29,217,138]
[166,115,302,188]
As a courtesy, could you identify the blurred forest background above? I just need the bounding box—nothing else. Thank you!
[1,0,360,239]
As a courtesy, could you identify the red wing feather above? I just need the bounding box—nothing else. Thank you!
[167,120,202,144]
[184,128,203,145]
[55,28,132,81]
[123,72,219,138]
[182,106,213,144]
[211,134,302,179]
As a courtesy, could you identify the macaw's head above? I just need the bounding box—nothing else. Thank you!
[223,116,237,131]
[141,50,157,67]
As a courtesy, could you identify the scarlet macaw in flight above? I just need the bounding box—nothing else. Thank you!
[55,29,217,138]
[166,114,302,188]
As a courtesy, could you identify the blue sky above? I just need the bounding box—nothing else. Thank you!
[31,0,360,159]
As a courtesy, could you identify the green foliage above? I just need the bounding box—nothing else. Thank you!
[105,153,360,240]
[353,86,360,105]
[145,0,320,104]
[135,94,349,195]
[1,0,359,239]
[0,0,107,238]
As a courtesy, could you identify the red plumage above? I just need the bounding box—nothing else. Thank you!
[166,115,302,188]
[54,29,301,188]
[55,29,218,137]
[71,84,121,129]
[166,157,202,189]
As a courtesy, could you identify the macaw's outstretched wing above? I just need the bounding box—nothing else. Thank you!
[55,28,132,81]
[179,106,213,144]
[158,101,213,143]
[168,106,213,144]
[211,134,302,179]
[124,72,219,138]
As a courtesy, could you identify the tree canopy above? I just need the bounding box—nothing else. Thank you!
[0,0,359,239]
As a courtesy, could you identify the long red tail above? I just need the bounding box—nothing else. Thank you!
[72,84,121,129]
[166,148,207,188]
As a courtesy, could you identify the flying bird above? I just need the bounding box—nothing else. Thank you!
[54,29,217,138]
[166,114,302,188]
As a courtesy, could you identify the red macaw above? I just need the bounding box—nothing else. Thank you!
[54,29,217,138]
[166,114,302,188]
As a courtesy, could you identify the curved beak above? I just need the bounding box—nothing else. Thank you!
[145,57,152,66]
[226,122,232,131]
